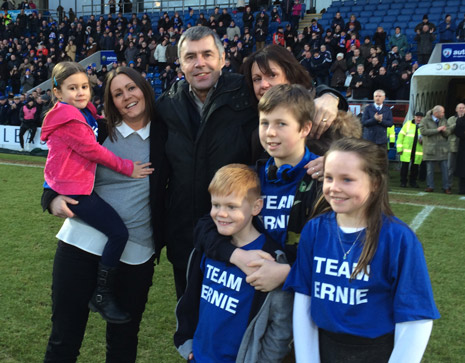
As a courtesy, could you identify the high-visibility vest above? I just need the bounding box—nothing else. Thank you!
[386,125,396,150]
[396,120,423,164]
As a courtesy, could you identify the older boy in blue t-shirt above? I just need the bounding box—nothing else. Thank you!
[196,84,321,292]
[174,164,292,363]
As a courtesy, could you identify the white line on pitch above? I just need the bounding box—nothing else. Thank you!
[410,206,435,232]
[0,162,44,168]
[390,191,427,196]
[391,201,465,212]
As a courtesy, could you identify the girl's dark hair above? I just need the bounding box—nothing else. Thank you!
[50,61,87,104]
[313,138,393,279]
[241,45,313,103]
[104,66,156,141]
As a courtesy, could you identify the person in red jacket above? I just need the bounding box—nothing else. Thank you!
[40,62,153,324]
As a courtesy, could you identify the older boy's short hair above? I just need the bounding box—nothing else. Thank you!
[257,84,315,130]
[208,164,260,202]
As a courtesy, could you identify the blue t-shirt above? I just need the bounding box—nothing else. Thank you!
[284,212,440,338]
[192,235,266,363]
[258,148,316,247]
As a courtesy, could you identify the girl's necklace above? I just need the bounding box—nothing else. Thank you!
[336,224,364,260]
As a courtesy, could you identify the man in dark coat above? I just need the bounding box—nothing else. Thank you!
[415,24,436,65]
[361,89,393,149]
[156,27,258,299]
[350,64,371,100]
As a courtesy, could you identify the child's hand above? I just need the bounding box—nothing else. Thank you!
[305,156,324,180]
[131,161,154,178]
[230,249,274,276]
[246,260,291,292]
[188,353,194,361]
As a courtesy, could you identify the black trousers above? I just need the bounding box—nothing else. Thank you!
[400,161,419,185]
[19,124,37,148]
[319,328,393,363]
[173,265,187,301]
[44,241,154,363]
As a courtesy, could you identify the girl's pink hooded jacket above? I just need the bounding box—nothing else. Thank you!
[40,102,134,195]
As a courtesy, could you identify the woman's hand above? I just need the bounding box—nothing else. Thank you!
[50,195,78,218]
[310,93,339,139]
[305,156,324,180]
[246,260,291,292]
[131,161,154,178]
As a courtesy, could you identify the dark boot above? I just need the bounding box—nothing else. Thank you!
[89,263,131,324]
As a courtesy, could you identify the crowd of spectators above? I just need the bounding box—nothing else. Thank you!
[1,0,465,128]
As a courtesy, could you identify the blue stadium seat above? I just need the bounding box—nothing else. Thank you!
[447,0,460,5]
[405,28,416,37]
[429,7,444,15]
[360,11,372,17]
[408,20,418,29]
[364,23,379,31]
[398,15,412,23]
[373,10,386,17]
[390,3,403,9]
[443,6,456,14]
[384,15,397,23]
[432,0,446,6]
[378,4,390,11]
[342,0,355,6]
[351,5,364,13]
[404,3,417,8]
[364,4,377,11]
[388,9,401,16]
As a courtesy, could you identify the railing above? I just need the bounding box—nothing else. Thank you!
[80,0,236,16]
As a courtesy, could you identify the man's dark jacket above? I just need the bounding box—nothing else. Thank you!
[156,72,258,270]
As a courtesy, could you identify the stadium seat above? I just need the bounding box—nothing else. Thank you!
[443,6,456,14]
[384,15,397,24]
[398,15,412,23]
[373,10,387,17]
[364,23,378,31]
[377,4,390,11]
[360,11,372,18]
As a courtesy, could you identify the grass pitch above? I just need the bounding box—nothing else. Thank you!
[0,153,464,362]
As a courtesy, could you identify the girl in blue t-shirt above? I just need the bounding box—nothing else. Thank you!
[284,138,440,363]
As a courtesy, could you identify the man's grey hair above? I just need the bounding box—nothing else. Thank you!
[177,26,224,60]
[432,105,444,115]
[373,89,385,96]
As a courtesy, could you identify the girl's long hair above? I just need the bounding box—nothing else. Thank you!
[314,138,394,279]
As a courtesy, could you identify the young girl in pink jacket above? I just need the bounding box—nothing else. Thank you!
[41,62,153,324]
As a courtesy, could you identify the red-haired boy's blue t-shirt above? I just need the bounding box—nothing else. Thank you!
[191,234,265,363]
